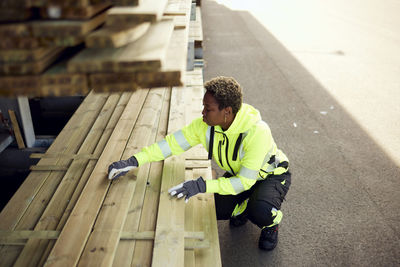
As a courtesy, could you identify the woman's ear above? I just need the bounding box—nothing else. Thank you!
[224,106,233,115]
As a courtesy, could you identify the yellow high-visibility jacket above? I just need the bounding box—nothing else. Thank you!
[134,103,289,195]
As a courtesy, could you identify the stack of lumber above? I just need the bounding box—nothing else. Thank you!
[0,2,219,265]
[0,69,221,267]
[0,0,194,97]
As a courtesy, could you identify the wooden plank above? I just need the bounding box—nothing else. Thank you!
[0,47,64,75]
[164,0,189,15]
[0,22,31,37]
[30,0,91,7]
[38,36,85,47]
[40,60,89,97]
[91,0,140,6]
[113,87,170,267]
[185,67,204,87]
[30,165,68,171]
[68,19,174,73]
[31,0,138,7]
[184,169,195,267]
[78,88,166,267]
[106,0,168,27]
[8,110,25,149]
[189,7,203,48]
[0,92,105,230]
[0,8,32,22]
[0,92,108,266]
[193,168,222,267]
[85,22,150,48]
[0,0,31,8]
[39,3,111,20]
[31,11,106,37]
[0,37,40,49]
[36,93,132,267]
[89,26,186,92]
[44,89,148,267]
[185,160,210,169]
[0,230,203,243]
[0,230,59,240]
[129,87,170,267]
[0,61,89,97]
[152,86,186,267]
[0,47,56,64]
[88,0,190,92]
[152,155,186,267]
[30,153,98,160]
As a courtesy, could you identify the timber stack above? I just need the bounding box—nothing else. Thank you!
[0,0,219,266]
[0,0,195,97]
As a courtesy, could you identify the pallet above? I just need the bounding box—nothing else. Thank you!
[0,68,221,266]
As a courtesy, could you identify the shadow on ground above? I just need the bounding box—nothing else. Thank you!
[202,1,400,266]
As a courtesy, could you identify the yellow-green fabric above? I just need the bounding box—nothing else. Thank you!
[134,103,289,195]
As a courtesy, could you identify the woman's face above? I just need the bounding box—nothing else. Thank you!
[202,91,225,126]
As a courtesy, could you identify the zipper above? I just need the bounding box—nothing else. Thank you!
[218,140,223,167]
[224,136,236,175]
[216,131,236,175]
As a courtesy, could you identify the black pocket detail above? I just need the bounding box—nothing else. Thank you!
[254,173,291,210]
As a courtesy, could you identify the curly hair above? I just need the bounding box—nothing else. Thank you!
[204,76,243,114]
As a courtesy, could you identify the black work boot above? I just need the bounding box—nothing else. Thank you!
[229,213,248,227]
[258,225,278,251]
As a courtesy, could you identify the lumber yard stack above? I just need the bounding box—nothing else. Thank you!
[0,0,194,97]
[0,0,221,266]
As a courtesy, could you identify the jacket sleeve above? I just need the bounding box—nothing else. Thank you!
[134,118,204,166]
[205,126,272,195]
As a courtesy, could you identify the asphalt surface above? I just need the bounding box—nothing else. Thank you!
[201,0,400,266]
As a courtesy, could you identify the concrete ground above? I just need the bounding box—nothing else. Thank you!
[201,0,400,266]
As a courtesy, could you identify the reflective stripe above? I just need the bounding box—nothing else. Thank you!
[238,166,258,180]
[230,177,245,194]
[238,131,248,160]
[205,126,211,151]
[157,139,172,158]
[231,198,248,217]
[173,130,191,151]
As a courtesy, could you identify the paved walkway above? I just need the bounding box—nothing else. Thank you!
[202,0,400,266]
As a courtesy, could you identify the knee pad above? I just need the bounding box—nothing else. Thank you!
[247,200,283,228]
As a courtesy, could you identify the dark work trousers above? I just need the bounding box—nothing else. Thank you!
[214,171,291,228]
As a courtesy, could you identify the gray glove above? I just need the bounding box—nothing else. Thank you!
[168,177,206,203]
[108,156,138,180]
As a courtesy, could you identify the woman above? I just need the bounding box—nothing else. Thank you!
[108,76,291,251]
